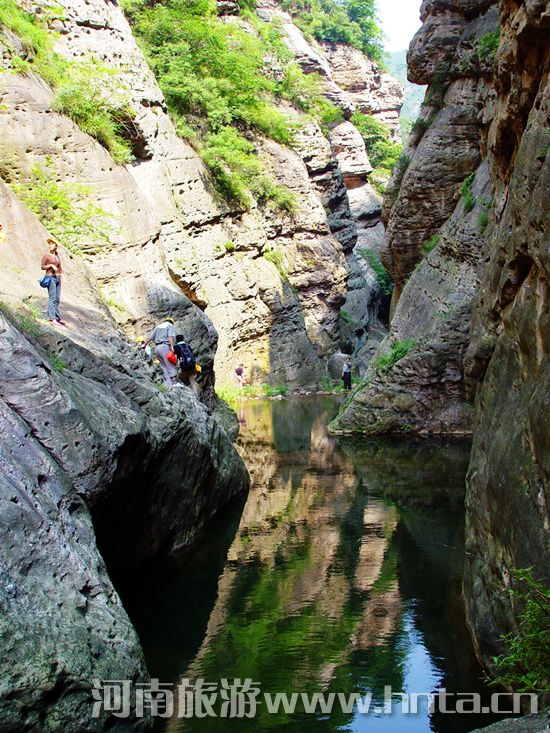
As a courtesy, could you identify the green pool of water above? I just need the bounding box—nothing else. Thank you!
[120,396,508,733]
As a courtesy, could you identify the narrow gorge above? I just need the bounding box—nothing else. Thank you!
[0,0,548,730]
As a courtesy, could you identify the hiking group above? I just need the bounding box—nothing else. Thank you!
[32,235,347,393]
[141,318,199,391]
[34,236,199,392]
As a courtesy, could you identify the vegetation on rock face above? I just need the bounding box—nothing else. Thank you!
[7,157,115,255]
[374,339,415,373]
[358,248,394,296]
[420,233,440,257]
[0,0,134,163]
[263,246,290,279]
[351,112,402,173]
[490,568,550,694]
[279,0,384,65]
[461,172,476,213]
[122,0,339,210]
[477,197,492,233]
[476,31,500,65]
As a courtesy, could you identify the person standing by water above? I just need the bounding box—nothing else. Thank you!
[235,363,245,389]
[41,238,66,325]
[342,357,352,391]
[141,317,178,388]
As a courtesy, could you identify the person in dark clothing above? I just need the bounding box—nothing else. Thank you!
[235,363,244,389]
[342,357,352,391]
[174,335,198,393]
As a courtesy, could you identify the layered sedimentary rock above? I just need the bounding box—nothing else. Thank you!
[0,0,351,389]
[329,121,388,358]
[330,0,498,435]
[256,0,404,135]
[332,163,492,435]
[254,0,403,359]
[463,0,550,664]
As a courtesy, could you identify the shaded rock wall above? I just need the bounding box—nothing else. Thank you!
[463,0,550,663]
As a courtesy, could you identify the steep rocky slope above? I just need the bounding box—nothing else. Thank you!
[330,0,550,683]
[331,0,499,435]
[0,0,402,389]
[0,180,249,728]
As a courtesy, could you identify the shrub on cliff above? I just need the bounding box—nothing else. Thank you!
[490,568,550,695]
[358,249,394,296]
[123,0,334,209]
[351,112,402,172]
[0,0,134,164]
[10,157,115,256]
[374,339,416,373]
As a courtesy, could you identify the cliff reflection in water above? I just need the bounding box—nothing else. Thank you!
[123,397,503,733]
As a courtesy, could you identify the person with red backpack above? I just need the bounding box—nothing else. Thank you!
[141,317,178,388]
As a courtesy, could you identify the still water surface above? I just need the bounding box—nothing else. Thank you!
[122,397,505,733]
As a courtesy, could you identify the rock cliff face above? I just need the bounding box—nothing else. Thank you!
[0,0,403,391]
[256,0,403,359]
[463,0,550,664]
[330,0,498,435]
[0,180,249,729]
[330,0,550,678]
[0,0,404,727]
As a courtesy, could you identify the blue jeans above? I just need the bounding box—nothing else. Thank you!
[47,276,61,321]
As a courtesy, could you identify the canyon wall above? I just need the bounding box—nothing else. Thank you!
[0,0,403,727]
[463,0,550,663]
[330,0,499,436]
[0,180,249,729]
[330,0,550,675]
[0,0,402,390]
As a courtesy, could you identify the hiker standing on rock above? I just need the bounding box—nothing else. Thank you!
[41,238,66,326]
[342,356,352,391]
[142,317,178,388]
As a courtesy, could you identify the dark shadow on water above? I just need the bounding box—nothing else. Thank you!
[116,493,247,683]
[115,396,512,733]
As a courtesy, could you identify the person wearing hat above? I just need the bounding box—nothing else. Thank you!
[41,238,65,325]
[141,317,178,388]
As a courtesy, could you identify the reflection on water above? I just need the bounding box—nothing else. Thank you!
[121,397,505,733]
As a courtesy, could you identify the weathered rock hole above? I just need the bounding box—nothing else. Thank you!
[499,253,534,308]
